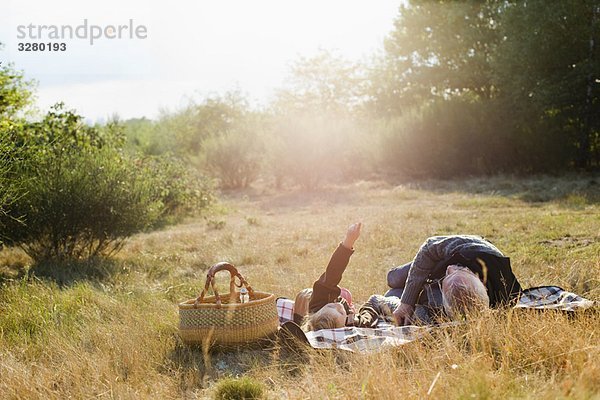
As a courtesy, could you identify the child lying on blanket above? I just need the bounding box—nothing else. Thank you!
[293,222,361,331]
[293,222,405,331]
[293,223,492,331]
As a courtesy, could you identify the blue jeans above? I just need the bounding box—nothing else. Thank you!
[385,262,411,297]
[383,262,441,324]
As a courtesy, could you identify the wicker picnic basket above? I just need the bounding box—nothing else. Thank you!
[178,262,279,346]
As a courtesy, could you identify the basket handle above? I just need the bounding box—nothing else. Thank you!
[194,262,256,307]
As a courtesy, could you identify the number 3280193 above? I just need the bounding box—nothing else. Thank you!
[18,42,67,51]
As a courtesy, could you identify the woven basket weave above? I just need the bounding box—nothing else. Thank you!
[178,262,278,346]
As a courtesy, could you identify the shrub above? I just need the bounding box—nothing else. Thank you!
[0,121,26,245]
[0,105,214,262]
[375,101,501,179]
[267,110,355,190]
[3,148,163,261]
[213,377,265,400]
[202,130,262,189]
[143,154,215,224]
[0,157,13,245]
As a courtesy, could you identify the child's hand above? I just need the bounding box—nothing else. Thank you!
[342,222,362,249]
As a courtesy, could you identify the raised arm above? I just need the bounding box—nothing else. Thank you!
[342,222,362,251]
[309,222,362,312]
[320,222,362,287]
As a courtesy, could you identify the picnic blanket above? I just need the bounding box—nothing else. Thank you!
[277,286,595,353]
[514,286,595,311]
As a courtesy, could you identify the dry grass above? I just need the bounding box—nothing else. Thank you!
[0,175,598,399]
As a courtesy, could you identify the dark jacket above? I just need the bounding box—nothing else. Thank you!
[400,235,519,307]
[428,250,522,307]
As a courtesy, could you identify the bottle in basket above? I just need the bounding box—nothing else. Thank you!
[239,287,249,303]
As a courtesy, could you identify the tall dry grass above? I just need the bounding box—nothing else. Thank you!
[0,176,598,399]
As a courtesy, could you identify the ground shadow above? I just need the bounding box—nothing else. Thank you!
[165,336,283,390]
[26,257,122,287]
[220,181,382,211]
[164,332,315,392]
[392,173,599,205]
[220,174,599,212]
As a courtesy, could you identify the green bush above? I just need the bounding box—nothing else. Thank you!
[143,154,215,224]
[0,105,214,262]
[0,121,26,245]
[202,130,262,189]
[213,377,265,400]
[3,148,163,261]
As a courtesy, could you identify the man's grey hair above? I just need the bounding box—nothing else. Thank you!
[441,265,489,319]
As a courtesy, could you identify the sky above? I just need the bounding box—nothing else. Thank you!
[0,0,401,122]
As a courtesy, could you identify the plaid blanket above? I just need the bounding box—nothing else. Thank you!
[515,286,595,311]
[276,286,595,353]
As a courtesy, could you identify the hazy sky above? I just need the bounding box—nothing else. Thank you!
[0,0,401,121]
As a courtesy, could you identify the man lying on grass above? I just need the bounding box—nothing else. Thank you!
[294,224,522,331]
[389,235,522,326]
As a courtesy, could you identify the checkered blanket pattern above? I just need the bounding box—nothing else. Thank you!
[277,286,595,353]
[303,324,444,352]
[515,286,595,311]
[276,297,295,324]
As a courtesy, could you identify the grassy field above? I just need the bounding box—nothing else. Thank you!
[1,175,599,399]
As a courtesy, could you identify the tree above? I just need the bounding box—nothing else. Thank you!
[201,111,264,189]
[274,49,366,114]
[0,127,23,244]
[370,0,599,175]
[267,51,369,188]
[0,50,35,118]
[493,0,600,169]
[178,91,249,157]
[372,0,500,116]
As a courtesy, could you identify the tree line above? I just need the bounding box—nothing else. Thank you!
[1,0,598,264]
[126,0,599,187]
